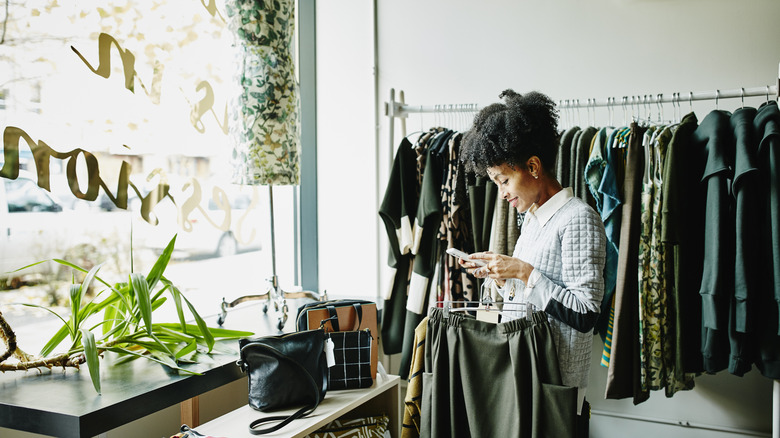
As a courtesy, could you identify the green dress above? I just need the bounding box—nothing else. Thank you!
[638,125,695,396]
[226,0,300,186]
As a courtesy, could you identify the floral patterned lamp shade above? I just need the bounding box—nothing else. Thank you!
[226,0,300,186]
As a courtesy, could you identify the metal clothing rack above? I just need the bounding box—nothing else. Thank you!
[556,85,780,109]
[384,65,780,438]
[385,84,779,128]
[216,185,325,331]
[385,82,778,168]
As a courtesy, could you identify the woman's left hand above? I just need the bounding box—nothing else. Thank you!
[466,252,533,284]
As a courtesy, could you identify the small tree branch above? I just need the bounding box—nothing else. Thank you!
[0,309,17,363]
[1,309,79,371]
[0,352,86,372]
[1,0,9,45]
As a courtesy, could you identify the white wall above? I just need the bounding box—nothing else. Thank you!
[317,0,780,436]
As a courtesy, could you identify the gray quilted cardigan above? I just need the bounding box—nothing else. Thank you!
[493,188,606,406]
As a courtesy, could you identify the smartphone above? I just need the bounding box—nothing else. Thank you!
[446,248,487,267]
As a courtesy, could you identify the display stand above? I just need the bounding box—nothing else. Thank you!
[217,185,326,330]
[194,374,401,437]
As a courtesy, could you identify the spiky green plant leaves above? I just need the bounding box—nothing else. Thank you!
[80,328,101,394]
[26,235,252,394]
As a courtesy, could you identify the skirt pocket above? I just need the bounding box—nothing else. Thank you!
[534,382,578,438]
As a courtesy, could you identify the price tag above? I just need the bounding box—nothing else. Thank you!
[324,337,335,368]
[476,307,500,324]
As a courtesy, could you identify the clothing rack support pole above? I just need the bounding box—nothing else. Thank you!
[268,185,278,286]
[399,90,407,138]
[774,380,779,438]
[772,64,779,438]
[388,88,396,167]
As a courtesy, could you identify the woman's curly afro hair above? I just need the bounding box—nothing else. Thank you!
[460,89,559,177]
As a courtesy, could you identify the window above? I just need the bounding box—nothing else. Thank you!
[0,1,302,340]
[29,82,41,114]
[4,177,61,213]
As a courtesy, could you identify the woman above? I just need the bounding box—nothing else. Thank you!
[459,89,606,434]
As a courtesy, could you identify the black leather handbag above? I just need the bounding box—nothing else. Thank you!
[237,329,328,435]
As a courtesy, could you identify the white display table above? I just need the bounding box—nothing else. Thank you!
[194,374,401,437]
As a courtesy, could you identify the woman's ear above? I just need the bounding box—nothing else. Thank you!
[526,156,541,179]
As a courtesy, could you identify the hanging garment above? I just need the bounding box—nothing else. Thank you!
[729,106,759,377]
[600,128,627,259]
[408,130,453,313]
[421,308,577,438]
[399,130,455,379]
[606,123,649,404]
[691,110,734,374]
[585,127,612,215]
[226,0,300,185]
[468,175,497,253]
[585,132,601,210]
[438,133,475,304]
[598,127,626,368]
[402,316,429,438]
[586,128,619,344]
[661,112,704,376]
[573,127,598,202]
[638,124,695,395]
[379,138,420,267]
[637,125,660,391]
[467,175,497,299]
[489,196,521,257]
[601,296,616,367]
[754,100,780,379]
[379,137,422,355]
[407,131,453,312]
[557,126,581,188]
[568,129,584,192]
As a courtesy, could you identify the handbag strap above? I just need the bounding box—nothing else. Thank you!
[245,344,324,435]
[324,303,363,332]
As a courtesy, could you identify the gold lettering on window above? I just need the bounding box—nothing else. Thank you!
[1,125,167,225]
[200,0,226,22]
[71,32,137,93]
[2,125,260,239]
[190,81,229,135]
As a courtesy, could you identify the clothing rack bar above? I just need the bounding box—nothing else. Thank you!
[385,85,779,119]
[558,85,779,109]
[385,88,479,119]
[388,102,480,116]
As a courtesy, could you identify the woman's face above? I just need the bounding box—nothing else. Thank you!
[486,163,539,212]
